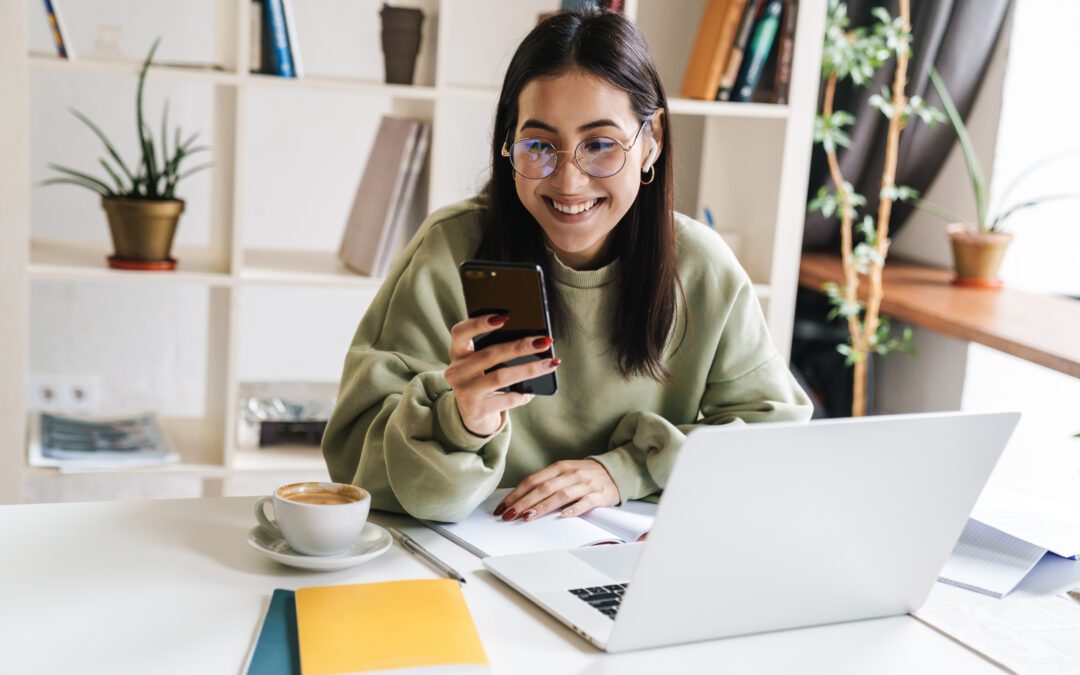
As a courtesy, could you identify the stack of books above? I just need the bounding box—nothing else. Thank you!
[28,411,180,471]
[680,0,799,103]
[338,116,431,279]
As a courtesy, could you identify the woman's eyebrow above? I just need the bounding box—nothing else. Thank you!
[519,118,624,133]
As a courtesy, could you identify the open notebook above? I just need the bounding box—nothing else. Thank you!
[424,488,657,558]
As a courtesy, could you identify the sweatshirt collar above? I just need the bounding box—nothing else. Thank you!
[544,245,621,289]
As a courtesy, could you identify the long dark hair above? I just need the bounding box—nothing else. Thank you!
[479,10,681,382]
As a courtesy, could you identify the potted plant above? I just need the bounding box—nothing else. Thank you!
[42,38,211,270]
[914,68,1080,288]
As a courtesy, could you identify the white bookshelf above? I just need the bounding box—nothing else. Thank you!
[2,0,825,501]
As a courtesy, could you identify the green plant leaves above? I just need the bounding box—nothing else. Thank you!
[43,37,211,201]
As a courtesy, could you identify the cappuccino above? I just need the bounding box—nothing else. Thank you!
[284,491,358,506]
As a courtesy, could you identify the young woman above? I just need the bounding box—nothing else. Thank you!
[322,10,811,523]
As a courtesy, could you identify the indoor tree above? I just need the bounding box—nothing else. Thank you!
[808,0,944,416]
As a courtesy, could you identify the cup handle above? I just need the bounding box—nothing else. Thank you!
[255,497,282,538]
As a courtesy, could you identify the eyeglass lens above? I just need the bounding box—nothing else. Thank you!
[510,137,626,179]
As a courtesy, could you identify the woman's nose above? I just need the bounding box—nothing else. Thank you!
[548,153,591,191]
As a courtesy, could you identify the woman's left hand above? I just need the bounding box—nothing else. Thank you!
[494,459,620,521]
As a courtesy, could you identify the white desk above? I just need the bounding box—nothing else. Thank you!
[2,497,1075,674]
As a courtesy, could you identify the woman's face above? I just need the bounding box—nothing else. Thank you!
[512,69,662,269]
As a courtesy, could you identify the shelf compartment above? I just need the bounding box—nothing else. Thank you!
[30,238,232,286]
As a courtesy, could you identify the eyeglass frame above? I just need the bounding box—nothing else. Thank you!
[500,112,658,180]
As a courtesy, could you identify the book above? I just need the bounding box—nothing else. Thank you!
[264,0,295,77]
[717,0,763,101]
[374,121,430,277]
[338,117,422,277]
[294,579,488,675]
[773,0,798,104]
[680,0,748,101]
[27,411,180,472]
[425,488,657,559]
[42,0,72,59]
[280,0,304,78]
[249,1,262,74]
[731,0,783,102]
[243,589,301,675]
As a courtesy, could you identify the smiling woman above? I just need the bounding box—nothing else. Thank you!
[321,9,813,524]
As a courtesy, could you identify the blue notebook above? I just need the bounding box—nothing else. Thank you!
[246,589,301,675]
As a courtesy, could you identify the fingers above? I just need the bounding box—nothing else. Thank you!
[448,314,508,361]
[449,334,555,385]
[560,491,604,518]
[496,460,573,513]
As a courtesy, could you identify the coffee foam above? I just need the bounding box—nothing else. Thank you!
[278,482,367,505]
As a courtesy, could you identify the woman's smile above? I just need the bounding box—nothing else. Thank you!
[544,196,607,223]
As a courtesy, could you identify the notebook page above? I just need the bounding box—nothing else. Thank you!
[581,500,657,544]
[938,519,1047,598]
[426,488,625,558]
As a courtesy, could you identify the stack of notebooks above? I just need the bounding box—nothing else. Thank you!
[338,116,431,279]
[244,579,488,675]
[681,0,799,103]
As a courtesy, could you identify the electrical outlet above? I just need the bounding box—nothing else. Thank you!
[28,374,101,414]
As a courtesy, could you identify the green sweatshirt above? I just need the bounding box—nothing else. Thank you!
[322,198,812,522]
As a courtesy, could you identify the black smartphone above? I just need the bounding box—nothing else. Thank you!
[459,260,558,396]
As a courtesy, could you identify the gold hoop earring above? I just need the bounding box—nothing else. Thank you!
[641,166,655,185]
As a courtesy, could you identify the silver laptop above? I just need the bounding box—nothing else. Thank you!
[483,411,1019,653]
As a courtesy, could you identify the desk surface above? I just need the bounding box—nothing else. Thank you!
[799,252,1080,378]
[4,497,1073,675]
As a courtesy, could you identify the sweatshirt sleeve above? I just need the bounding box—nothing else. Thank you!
[321,209,511,522]
[589,278,813,503]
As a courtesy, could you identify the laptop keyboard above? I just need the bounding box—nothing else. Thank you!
[568,583,628,619]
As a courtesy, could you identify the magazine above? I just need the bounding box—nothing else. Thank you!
[28,411,180,472]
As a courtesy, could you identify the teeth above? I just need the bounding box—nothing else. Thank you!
[552,198,598,215]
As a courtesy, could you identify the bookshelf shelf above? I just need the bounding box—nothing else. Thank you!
[29,53,240,86]
[3,0,826,503]
[667,98,790,119]
[240,249,383,288]
[246,73,439,101]
[30,239,232,286]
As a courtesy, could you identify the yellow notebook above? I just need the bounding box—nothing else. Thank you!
[295,579,488,675]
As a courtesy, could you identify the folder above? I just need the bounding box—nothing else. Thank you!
[295,579,488,674]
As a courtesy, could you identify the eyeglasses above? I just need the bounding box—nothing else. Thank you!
[501,114,656,180]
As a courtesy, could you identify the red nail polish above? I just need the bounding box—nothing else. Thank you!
[501,508,517,521]
[522,510,537,521]
[488,314,509,326]
[493,503,507,516]
[549,358,561,367]
[532,336,552,349]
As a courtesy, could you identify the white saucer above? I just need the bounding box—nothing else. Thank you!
[247,522,392,572]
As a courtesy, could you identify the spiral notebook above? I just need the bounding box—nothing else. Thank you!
[424,488,657,558]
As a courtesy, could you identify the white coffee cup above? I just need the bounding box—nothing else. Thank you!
[255,481,371,556]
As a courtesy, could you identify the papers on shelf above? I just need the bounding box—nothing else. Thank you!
[914,591,1080,674]
[28,411,180,472]
[424,488,657,558]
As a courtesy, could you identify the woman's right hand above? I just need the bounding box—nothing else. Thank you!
[444,314,560,437]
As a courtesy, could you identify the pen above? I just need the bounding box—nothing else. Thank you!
[389,527,467,584]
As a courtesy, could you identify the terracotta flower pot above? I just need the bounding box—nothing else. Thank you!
[101,196,185,270]
[946,222,1012,289]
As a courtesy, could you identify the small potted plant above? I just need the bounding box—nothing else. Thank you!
[914,68,1080,288]
[42,38,211,270]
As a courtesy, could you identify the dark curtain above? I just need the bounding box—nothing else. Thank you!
[802,0,1013,249]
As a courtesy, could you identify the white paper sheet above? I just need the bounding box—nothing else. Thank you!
[939,519,1048,598]
[914,591,1080,674]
